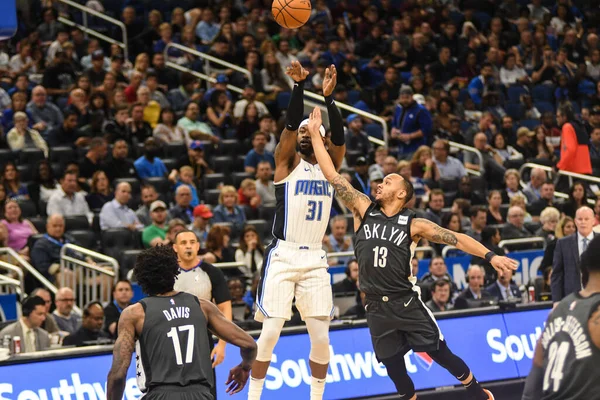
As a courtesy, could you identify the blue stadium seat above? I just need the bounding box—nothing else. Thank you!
[473,12,492,30]
[505,103,524,120]
[364,123,383,141]
[460,121,474,132]
[0,294,18,321]
[507,86,528,103]
[534,101,554,114]
[458,88,470,103]
[532,85,555,103]
[276,92,291,111]
[520,119,541,130]
[347,90,361,104]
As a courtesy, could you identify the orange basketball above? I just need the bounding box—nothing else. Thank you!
[272,0,311,29]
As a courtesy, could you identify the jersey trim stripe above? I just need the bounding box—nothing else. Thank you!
[283,182,289,240]
[256,240,280,316]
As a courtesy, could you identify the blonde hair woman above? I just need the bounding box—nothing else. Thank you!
[410,145,440,181]
[212,185,247,238]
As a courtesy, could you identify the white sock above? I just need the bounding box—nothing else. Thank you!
[310,376,326,400]
[248,376,265,400]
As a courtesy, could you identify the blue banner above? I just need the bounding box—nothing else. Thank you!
[0,1,17,40]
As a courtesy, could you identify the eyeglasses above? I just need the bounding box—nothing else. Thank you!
[57,298,76,302]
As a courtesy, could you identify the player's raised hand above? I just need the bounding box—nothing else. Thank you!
[322,64,337,97]
[490,255,519,275]
[308,107,323,138]
[285,60,309,82]
[225,364,251,395]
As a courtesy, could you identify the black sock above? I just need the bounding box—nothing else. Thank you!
[463,375,487,400]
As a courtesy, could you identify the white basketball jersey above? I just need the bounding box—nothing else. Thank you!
[272,158,334,244]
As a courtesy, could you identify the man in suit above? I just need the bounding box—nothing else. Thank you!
[332,259,359,294]
[0,296,50,353]
[454,265,494,309]
[502,206,534,240]
[418,256,458,303]
[62,302,111,347]
[425,279,453,312]
[551,206,597,303]
[485,269,522,301]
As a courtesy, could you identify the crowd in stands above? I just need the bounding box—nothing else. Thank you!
[2,0,600,350]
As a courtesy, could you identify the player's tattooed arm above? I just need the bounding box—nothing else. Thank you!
[411,218,458,245]
[107,305,139,400]
[331,174,371,219]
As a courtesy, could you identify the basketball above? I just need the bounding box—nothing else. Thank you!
[272,0,311,29]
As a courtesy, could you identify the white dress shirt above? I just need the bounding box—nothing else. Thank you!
[46,187,92,218]
[19,319,36,353]
[578,231,594,257]
[99,199,143,230]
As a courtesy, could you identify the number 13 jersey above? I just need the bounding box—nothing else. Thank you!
[353,204,417,296]
[273,158,334,244]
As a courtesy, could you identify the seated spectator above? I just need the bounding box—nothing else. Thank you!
[432,139,467,180]
[85,171,114,211]
[164,219,188,246]
[103,280,133,339]
[99,182,143,231]
[491,133,522,163]
[206,90,233,137]
[47,171,92,217]
[137,86,161,129]
[103,105,130,144]
[167,72,202,113]
[6,112,48,157]
[455,176,486,206]
[541,216,576,272]
[0,296,49,353]
[233,84,269,120]
[244,132,275,174]
[509,195,532,223]
[425,279,454,312]
[486,190,505,225]
[235,103,260,145]
[79,138,108,184]
[255,161,275,208]
[260,52,289,96]
[153,108,186,144]
[234,225,264,279]
[500,53,528,86]
[351,157,371,196]
[52,288,81,334]
[134,137,168,179]
[533,127,554,162]
[1,200,37,259]
[501,169,527,205]
[26,85,63,138]
[454,265,494,309]
[47,110,84,148]
[191,205,213,248]
[2,161,29,201]
[344,114,371,155]
[486,269,522,302]
[212,185,247,238]
[465,133,506,188]
[142,200,170,248]
[127,102,153,144]
[390,85,433,158]
[323,215,353,267]
[176,141,213,181]
[562,181,588,218]
[536,206,560,244]
[30,160,60,205]
[177,102,219,144]
[63,302,111,347]
[528,181,562,220]
[333,259,359,294]
[203,225,235,264]
[169,166,200,208]
[522,94,541,120]
[135,184,159,227]
[2,92,33,133]
[228,277,252,321]
[418,256,459,303]
[30,288,59,334]
[411,145,440,182]
[424,189,444,225]
[169,186,195,224]
[467,62,494,106]
[512,127,536,161]
[502,206,534,240]
[146,71,170,109]
[523,167,547,203]
[590,127,600,176]
[103,140,137,182]
[465,205,487,242]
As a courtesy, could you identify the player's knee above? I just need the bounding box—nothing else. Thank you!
[256,318,285,362]
[306,318,330,364]
[380,353,415,398]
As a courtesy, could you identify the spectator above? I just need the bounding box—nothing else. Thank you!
[103,280,133,339]
[425,279,453,312]
[333,259,359,294]
[31,160,60,206]
[176,102,219,143]
[203,225,235,264]
[454,265,494,309]
[212,186,246,238]
[29,288,59,334]
[99,182,143,231]
[418,256,459,303]
[523,167,547,203]
[137,86,161,129]
[63,302,111,347]
[500,53,528,86]
[452,198,472,230]
[323,215,353,267]
[536,207,560,244]
[228,278,251,321]
[551,207,597,302]
[502,169,527,204]
[492,133,522,163]
[244,132,275,174]
[510,195,532,223]
[410,146,440,182]
[191,205,213,248]
[142,200,169,248]
[424,189,444,225]
[126,102,153,144]
[486,190,505,225]
[86,50,107,87]
[563,181,590,218]
[47,171,92,217]
[485,269,522,301]
[176,141,213,181]
[2,161,29,201]
[134,137,167,179]
[153,108,186,144]
[465,112,495,145]
[556,103,592,174]
[235,103,260,145]
[167,73,201,113]
[350,157,370,196]
[465,206,487,242]
[234,225,264,278]
[205,90,233,137]
[390,85,433,158]
[146,72,170,109]
[255,161,275,208]
[169,166,200,208]
[344,114,371,155]
[6,112,48,156]
[103,140,137,181]
[79,137,108,183]
[52,287,81,334]
[590,127,600,176]
[195,8,220,45]
[528,181,562,219]
[26,86,64,137]
[0,296,49,353]
[85,171,113,211]
[2,92,32,133]
[1,200,37,259]
[512,127,536,160]
[46,110,82,148]
[595,198,600,227]
[169,186,194,224]
[502,206,534,239]
[432,139,467,180]
[238,179,261,216]
[233,84,269,120]
[464,133,506,187]
[467,62,495,106]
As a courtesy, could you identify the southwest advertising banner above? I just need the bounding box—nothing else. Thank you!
[0,308,550,400]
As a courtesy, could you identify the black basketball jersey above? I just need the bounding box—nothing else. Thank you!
[136,292,213,392]
[540,292,600,400]
[353,203,417,296]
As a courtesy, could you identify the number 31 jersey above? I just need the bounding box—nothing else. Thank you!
[353,204,417,296]
[136,293,213,393]
[273,158,333,244]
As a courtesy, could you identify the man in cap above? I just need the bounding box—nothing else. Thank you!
[351,157,371,196]
[86,50,106,87]
[205,74,232,102]
[391,85,433,158]
[142,200,170,247]
[191,204,214,248]
[344,113,371,154]
[177,140,213,180]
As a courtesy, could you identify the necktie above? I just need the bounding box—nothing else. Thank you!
[583,238,589,253]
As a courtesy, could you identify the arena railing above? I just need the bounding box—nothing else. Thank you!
[498,237,546,252]
[0,276,23,318]
[0,261,24,296]
[60,244,119,310]
[58,0,129,61]
[448,141,483,177]
[518,162,599,205]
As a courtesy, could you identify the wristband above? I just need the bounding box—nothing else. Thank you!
[484,251,496,262]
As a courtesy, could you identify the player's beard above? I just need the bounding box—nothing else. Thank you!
[297,143,314,157]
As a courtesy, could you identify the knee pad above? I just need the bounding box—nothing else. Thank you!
[381,353,415,398]
[306,317,330,365]
[256,317,285,362]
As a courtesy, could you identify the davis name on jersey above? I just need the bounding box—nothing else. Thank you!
[162,306,191,321]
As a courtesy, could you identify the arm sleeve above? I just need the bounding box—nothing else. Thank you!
[325,95,344,146]
[285,79,305,131]
[206,264,232,304]
[551,240,565,302]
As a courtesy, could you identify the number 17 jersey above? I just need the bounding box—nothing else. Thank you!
[273,158,333,244]
[353,204,417,296]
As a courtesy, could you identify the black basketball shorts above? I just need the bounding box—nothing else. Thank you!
[145,384,214,400]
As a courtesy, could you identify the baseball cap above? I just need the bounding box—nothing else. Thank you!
[517,127,535,138]
[369,169,384,182]
[193,204,214,219]
[189,141,204,151]
[355,157,368,166]
[399,85,414,96]
[347,113,360,124]
[92,49,104,60]
[216,74,229,84]
[149,200,167,212]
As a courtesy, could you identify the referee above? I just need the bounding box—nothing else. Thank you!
[172,230,233,398]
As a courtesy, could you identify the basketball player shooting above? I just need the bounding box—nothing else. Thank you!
[247,61,346,400]
[305,107,517,400]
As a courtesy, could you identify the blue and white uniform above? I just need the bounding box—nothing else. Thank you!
[256,158,334,321]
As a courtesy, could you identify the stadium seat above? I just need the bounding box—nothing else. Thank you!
[245,219,268,241]
[364,123,383,141]
[67,230,97,250]
[51,162,62,178]
[520,119,541,130]
[120,249,143,278]
[17,164,33,182]
[101,228,139,261]
[345,150,362,166]
[525,221,542,233]
[162,158,177,172]
[534,101,554,114]
[212,155,233,175]
[204,189,221,205]
[258,206,276,224]
[114,178,141,196]
[27,233,45,249]
[144,176,171,195]
[64,215,90,231]
[532,85,554,102]
[234,155,246,172]
[19,148,45,166]
[469,176,487,193]
[232,172,254,188]
[439,178,459,193]
[0,149,16,165]
[218,139,239,156]
[344,214,354,233]
[164,142,187,159]
[29,216,47,233]
[276,92,291,111]
[204,173,227,189]
[505,103,524,120]
[347,90,361,104]
[18,200,37,218]
[507,86,528,103]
